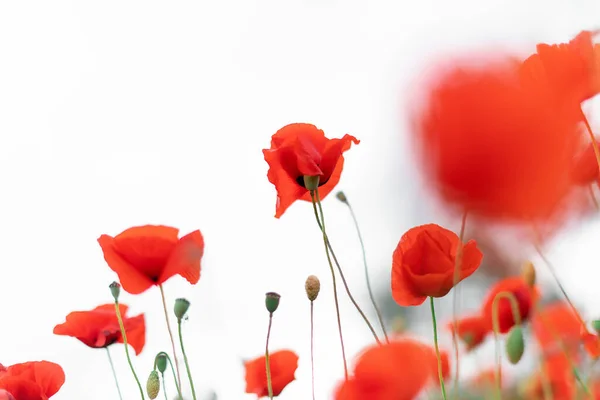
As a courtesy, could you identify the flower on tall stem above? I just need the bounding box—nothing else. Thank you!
[0,361,65,400]
[262,123,359,218]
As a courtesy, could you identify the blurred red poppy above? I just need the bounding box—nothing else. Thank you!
[53,303,146,355]
[244,350,298,398]
[334,339,450,400]
[0,361,64,400]
[98,225,204,294]
[263,123,359,218]
[391,223,483,306]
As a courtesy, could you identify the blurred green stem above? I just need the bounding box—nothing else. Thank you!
[430,297,448,400]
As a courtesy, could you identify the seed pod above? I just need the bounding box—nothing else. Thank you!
[305,275,321,301]
[146,370,160,399]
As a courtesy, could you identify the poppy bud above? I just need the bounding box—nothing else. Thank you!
[109,281,121,302]
[305,275,320,301]
[265,292,281,314]
[155,352,168,374]
[336,191,348,203]
[174,298,191,321]
[592,319,600,334]
[146,370,160,399]
[505,325,525,364]
[303,175,320,191]
[521,261,536,287]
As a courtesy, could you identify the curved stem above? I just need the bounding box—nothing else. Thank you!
[310,301,316,400]
[159,285,183,391]
[114,301,145,399]
[342,198,389,343]
[310,191,349,380]
[265,313,274,399]
[178,320,197,400]
[164,353,183,399]
[313,190,381,345]
[105,347,123,400]
[429,297,448,400]
[491,291,522,400]
[451,210,468,398]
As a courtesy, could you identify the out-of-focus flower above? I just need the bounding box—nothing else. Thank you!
[98,225,204,294]
[391,223,483,306]
[522,354,576,400]
[244,350,298,398]
[0,361,65,400]
[532,302,582,358]
[262,123,359,218]
[411,56,582,224]
[334,339,450,400]
[53,303,146,355]
[572,136,600,186]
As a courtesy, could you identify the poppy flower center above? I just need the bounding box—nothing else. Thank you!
[295,175,329,188]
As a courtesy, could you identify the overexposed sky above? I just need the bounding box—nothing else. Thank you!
[1,1,599,399]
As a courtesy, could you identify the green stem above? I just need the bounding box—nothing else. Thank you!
[114,301,145,399]
[161,373,168,400]
[313,189,381,345]
[159,285,183,391]
[451,210,468,399]
[309,191,349,380]
[265,312,274,399]
[429,297,448,400]
[341,197,389,343]
[310,301,316,400]
[164,352,183,399]
[491,291,522,400]
[178,320,197,400]
[105,347,123,400]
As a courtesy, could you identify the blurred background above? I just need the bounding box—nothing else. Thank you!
[0,0,599,398]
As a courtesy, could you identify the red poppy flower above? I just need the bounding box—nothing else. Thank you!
[391,223,483,306]
[244,350,298,397]
[532,302,582,357]
[0,390,15,400]
[53,304,146,355]
[480,277,538,334]
[98,225,204,294]
[524,354,576,400]
[0,361,65,400]
[334,339,450,400]
[262,123,359,218]
[520,30,600,108]
[411,57,582,223]
[447,315,488,351]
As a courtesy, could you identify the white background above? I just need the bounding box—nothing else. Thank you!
[0,1,599,399]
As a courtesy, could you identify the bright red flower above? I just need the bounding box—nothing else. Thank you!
[334,339,450,400]
[412,57,582,223]
[0,390,15,400]
[98,225,204,294]
[447,315,488,351]
[262,123,359,218]
[391,223,483,306]
[524,354,576,400]
[0,361,65,400]
[520,30,600,108]
[244,350,298,398]
[53,303,146,355]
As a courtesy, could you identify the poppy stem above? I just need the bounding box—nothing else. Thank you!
[491,291,522,400]
[159,285,183,391]
[161,373,169,400]
[313,190,382,345]
[535,303,590,396]
[113,301,145,399]
[337,192,389,344]
[177,320,197,400]
[429,297,448,400]
[265,312,274,399]
[155,352,182,399]
[583,116,600,182]
[310,300,316,400]
[450,210,468,399]
[309,191,349,380]
[105,347,123,400]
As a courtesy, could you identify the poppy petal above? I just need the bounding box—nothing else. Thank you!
[159,230,204,285]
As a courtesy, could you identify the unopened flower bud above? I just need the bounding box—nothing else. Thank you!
[109,282,121,302]
[155,352,168,374]
[305,275,320,301]
[265,292,281,314]
[521,261,536,287]
[174,298,191,321]
[335,191,348,203]
[303,175,320,191]
[505,325,525,365]
[146,370,160,399]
